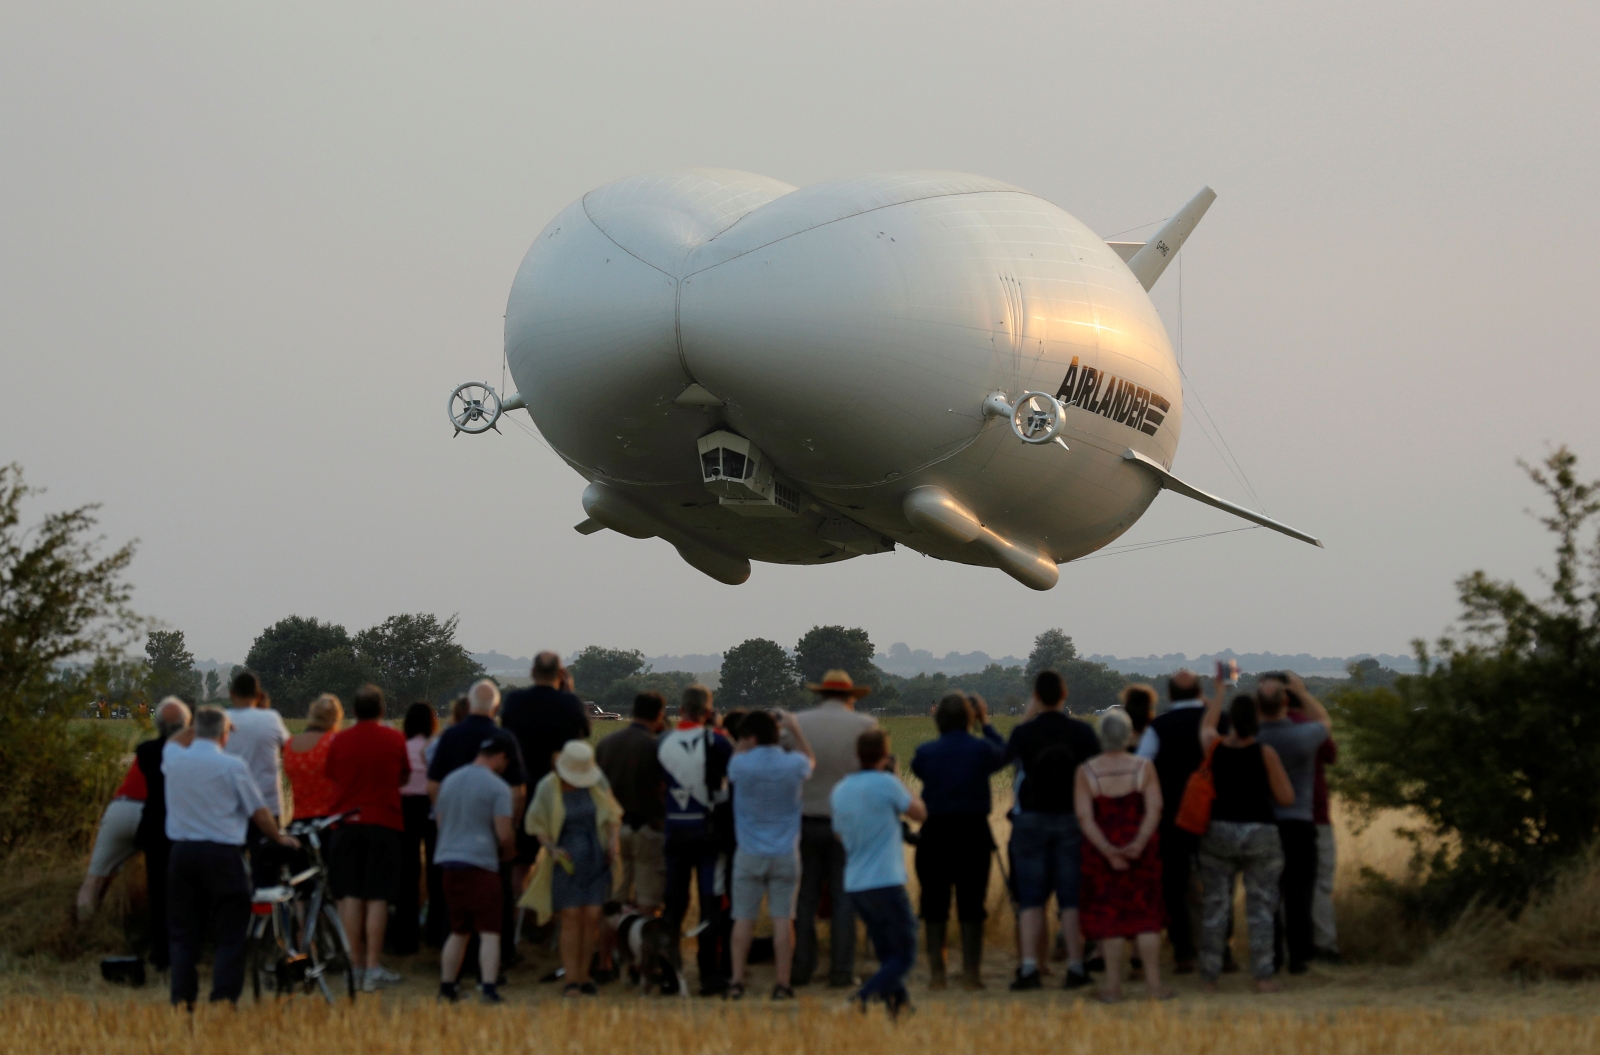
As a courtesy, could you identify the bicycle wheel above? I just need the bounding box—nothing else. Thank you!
[310,903,357,1002]
[246,913,284,1002]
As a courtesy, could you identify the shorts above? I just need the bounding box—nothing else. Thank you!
[731,849,801,921]
[329,823,403,903]
[1008,811,1082,910]
[442,866,503,935]
[614,823,666,908]
[87,799,144,878]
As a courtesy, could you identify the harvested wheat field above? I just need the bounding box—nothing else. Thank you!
[3,997,1598,1055]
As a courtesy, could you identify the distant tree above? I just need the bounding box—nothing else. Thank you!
[955,663,1031,713]
[355,613,484,715]
[1025,629,1078,679]
[600,670,700,715]
[0,463,137,852]
[301,646,380,707]
[1338,447,1600,923]
[203,668,221,702]
[568,646,648,702]
[145,629,201,703]
[1025,628,1127,713]
[719,638,800,710]
[245,616,352,715]
[794,625,878,687]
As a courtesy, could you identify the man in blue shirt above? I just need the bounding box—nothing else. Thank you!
[830,729,927,1017]
[162,707,299,1007]
[910,692,1006,989]
[726,709,814,999]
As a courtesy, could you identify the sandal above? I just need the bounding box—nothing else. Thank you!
[562,983,582,998]
[725,981,745,1000]
[771,984,795,1000]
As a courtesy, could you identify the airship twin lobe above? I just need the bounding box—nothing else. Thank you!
[447,169,1320,591]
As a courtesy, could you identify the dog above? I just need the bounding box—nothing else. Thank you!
[602,902,689,997]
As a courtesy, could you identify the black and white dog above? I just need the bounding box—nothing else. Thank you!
[602,902,689,997]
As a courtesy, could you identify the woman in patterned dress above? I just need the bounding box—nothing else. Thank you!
[1075,707,1171,1002]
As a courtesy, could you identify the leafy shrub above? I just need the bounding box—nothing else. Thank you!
[1337,448,1600,925]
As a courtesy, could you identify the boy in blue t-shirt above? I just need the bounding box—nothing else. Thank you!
[829,729,927,1015]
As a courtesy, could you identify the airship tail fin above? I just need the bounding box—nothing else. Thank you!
[1123,449,1324,548]
[1125,187,1217,291]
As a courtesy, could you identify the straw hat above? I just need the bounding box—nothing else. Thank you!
[806,669,872,699]
[554,740,602,788]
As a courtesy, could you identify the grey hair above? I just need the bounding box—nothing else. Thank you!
[469,679,501,715]
[1098,706,1133,753]
[194,706,229,741]
[155,696,191,736]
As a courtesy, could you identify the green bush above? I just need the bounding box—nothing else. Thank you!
[1337,448,1600,925]
[0,465,142,855]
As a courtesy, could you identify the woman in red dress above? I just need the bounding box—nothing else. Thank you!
[1075,706,1171,1002]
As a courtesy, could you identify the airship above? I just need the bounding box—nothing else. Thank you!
[449,169,1319,590]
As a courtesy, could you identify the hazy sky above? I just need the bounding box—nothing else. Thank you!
[4,3,1597,666]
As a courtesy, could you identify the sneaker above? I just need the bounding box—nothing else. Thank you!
[1063,968,1090,990]
[366,965,404,987]
[361,973,380,994]
[437,982,459,1004]
[1008,969,1042,991]
[480,986,504,1005]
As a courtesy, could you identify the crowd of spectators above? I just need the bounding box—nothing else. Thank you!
[86,655,1338,1012]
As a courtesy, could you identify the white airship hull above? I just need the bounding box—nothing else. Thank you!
[503,169,1197,588]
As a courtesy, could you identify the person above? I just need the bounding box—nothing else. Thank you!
[1254,672,1331,975]
[727,708,815,999]
[325,683,411,992]
[283,694,343,823]
[909,691,1006,990]
[1197,693,1296,991]
[831,729,927,1017]
[519,740,622,997]
[78,757,147,923]
[1120,684,1156,739]
[134,696,191,970]
[1136,668,1221,973]
[434,737,517,1003]
[1311,734,1340,961]
[595,691,668,913]
[223,671,292,889]
[427,680,528,962]
[394,701,439,956]
[1075,707,1170,1002]
[499,651,591,883]
[790,669,877,988]
[657,683,734,995]
[1004,669,1100,990]
[162,706,299,1007]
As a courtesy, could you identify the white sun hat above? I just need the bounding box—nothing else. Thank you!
[555,740,602,788]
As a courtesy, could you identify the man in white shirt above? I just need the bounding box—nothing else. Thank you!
[224,670,292,888]
[163,707,298,1007]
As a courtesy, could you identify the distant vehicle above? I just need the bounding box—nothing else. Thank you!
[586,702,623,721]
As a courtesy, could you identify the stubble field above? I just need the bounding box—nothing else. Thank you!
[6,715,1597,1052]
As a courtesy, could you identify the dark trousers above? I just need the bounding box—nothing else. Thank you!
[168,841,251,1006]
[794,816,857,985]
[1158,821,1199,962]
[914,815,992,922]
[141,841,172,969]
[663,834,729,988]
[247,822,291,890]
[390,796,433,955]
[851,885,916,1008]
[1274,819,1318,971]
[424,822,447,948]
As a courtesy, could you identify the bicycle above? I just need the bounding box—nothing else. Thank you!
[245,813,357,1003]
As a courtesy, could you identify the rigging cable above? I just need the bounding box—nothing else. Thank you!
[1071,526,1261,563]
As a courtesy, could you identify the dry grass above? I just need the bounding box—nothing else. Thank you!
[0,842,131,966]
[2,996,1596,1055]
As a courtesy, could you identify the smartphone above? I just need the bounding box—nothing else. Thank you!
[1215,659,1240,685]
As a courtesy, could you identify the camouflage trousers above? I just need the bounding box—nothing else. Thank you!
[1197,821,1284,981]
